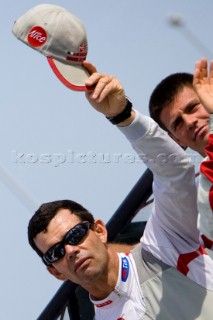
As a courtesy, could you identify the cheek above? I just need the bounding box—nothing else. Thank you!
[172,129,187,143]
[201,108,210,117]
[179,130,188,141]
[197,106,210,121]
[89,238,108,260]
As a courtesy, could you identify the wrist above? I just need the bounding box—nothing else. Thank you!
[106,97,133,125]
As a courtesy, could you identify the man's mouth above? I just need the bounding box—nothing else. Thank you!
[74,257,90,272]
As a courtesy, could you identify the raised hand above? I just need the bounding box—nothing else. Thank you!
[193,57,213,113]
[83,61,127,118]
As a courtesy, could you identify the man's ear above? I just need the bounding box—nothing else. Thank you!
[168,132,187,150]
[93,219,108,243]
[47,265,67,281]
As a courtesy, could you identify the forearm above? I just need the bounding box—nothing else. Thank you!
[118,108,198,241]
[118,109,193,178]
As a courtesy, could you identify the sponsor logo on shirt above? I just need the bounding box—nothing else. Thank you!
[95,300,113,308]
[121,257,129,282]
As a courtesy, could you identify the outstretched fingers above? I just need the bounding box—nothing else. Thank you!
[209,60,213,84]
[193,60,201,87]
[200,57,208,79]
[193,57,213,113]
[193,58,208,88]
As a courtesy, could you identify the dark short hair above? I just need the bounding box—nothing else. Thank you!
[149,73,194,131]
[28,199,95,259]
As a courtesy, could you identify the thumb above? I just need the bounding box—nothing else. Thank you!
[83,61,98,75]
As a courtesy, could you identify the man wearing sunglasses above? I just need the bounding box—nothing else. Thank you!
[28,199,144,319]
[28,61,213,319]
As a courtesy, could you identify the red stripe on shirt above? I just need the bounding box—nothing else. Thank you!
[177,246,207,276]
[201,233,213,249]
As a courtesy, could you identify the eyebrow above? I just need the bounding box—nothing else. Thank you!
[169,98,200,131]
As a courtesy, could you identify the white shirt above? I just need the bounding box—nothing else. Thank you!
[91,110,213,320]
[91,252,146,320]
[119,110,213,290]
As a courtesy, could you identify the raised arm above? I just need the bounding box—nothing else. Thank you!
[84,62,198,245]
[84,61,194,180]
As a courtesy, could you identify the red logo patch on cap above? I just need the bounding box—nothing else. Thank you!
[27,26,47,47]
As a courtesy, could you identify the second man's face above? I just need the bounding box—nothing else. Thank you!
[160,86,210,156]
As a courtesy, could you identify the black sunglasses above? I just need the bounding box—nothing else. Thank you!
[42,221,92,266]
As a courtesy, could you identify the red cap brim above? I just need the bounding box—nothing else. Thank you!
[47,57,90,91]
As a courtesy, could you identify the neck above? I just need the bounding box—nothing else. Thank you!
[86,250,119,300]
[200,149,206,157]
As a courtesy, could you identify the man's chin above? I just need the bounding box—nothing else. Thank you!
[192,136,209,157]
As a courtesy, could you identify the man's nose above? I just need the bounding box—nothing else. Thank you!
[182,114,197,129]
[64,244,79,259]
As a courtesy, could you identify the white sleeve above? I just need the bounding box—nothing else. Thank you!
[118,110,200,249]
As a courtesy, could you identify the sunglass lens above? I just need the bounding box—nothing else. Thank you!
[66,223,88,245]
[46,243,65,264]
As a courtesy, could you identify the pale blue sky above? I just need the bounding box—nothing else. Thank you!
[1,1,212,319]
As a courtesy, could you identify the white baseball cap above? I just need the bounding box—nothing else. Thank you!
[12,4,90,91]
